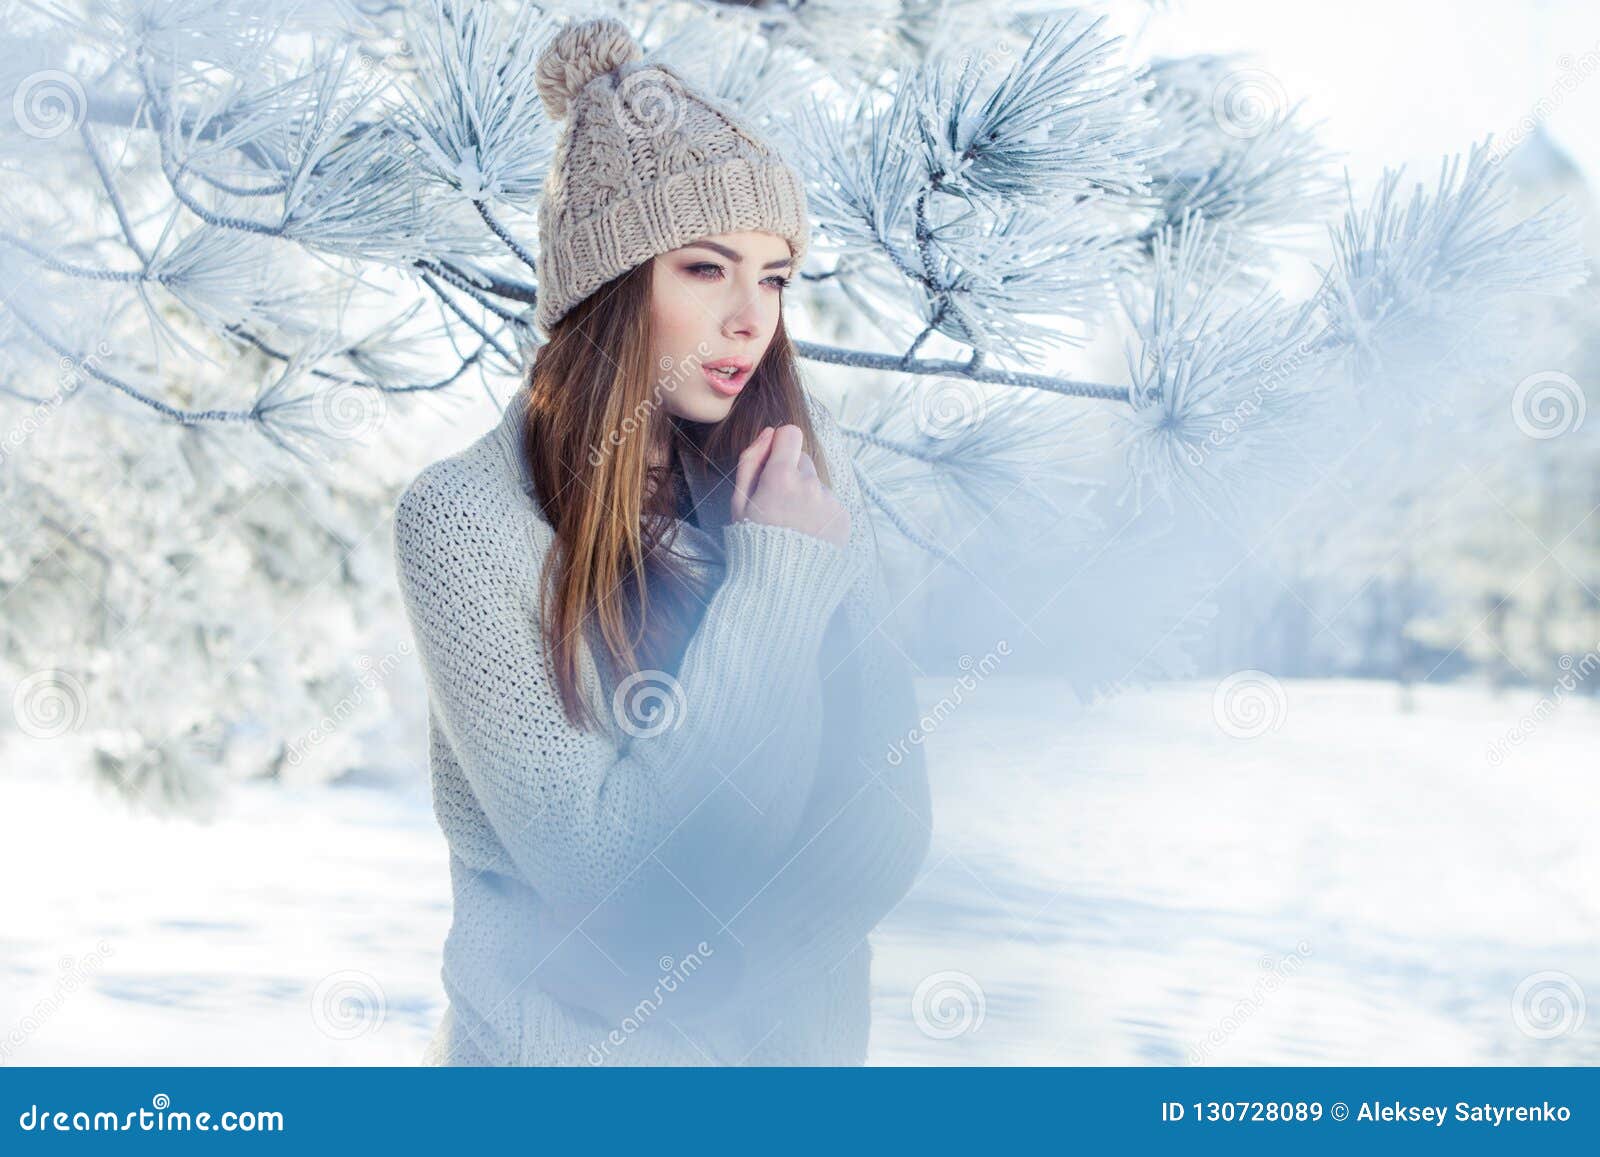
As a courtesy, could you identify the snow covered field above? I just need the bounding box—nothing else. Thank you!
[2,677,1594,1066]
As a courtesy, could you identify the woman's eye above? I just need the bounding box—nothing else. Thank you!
[686,263,788,291]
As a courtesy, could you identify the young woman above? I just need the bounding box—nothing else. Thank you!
[393,17,931,1066]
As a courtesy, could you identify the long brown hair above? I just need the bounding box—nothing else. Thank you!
[519,257,831,732]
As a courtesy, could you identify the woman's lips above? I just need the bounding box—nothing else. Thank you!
[701,363,751,396]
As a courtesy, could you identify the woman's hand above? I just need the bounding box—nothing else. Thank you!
[730,424,850,551]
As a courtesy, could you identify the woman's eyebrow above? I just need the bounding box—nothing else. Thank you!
[681,240,792,270]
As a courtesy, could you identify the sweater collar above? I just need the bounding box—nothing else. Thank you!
[676,439,732,539]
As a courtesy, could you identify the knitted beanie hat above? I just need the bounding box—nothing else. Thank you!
[531,17,811,336]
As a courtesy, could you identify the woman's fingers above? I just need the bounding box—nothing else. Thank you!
[735,424,852,550]
[731,426,839,544]
[764,423,804,475]
[731,425,775,523]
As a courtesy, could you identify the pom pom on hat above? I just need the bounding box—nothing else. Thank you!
[535,17,642,121]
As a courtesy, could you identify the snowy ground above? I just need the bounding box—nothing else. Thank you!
[1,678,1594,1066]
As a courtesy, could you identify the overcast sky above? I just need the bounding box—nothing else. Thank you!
[1105,0,1600,189]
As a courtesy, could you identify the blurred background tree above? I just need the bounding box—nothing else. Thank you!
[0,0,1589,809]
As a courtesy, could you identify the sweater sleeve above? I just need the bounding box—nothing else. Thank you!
[392,457,864,929]
[529,398,934,1028]
[701,397,934,1014]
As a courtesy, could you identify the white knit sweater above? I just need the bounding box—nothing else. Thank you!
[392,382,932,1065]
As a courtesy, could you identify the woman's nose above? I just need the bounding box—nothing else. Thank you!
[721,300,759,339]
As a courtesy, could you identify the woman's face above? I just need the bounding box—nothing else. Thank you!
[648,230,794,424]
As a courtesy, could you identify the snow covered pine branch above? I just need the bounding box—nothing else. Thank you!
[0,0,1586,557]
